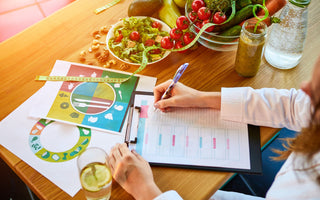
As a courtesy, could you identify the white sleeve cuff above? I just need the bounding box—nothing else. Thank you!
[153,190,183,200]
[221,87,246,123]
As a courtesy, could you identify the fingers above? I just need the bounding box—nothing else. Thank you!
[131,149,144,161]
[118,143,131,156]
[109,143,135,174]
[153,80,172,103]
[109,143,121,174]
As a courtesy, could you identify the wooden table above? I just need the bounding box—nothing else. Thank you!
[0,0,319,199]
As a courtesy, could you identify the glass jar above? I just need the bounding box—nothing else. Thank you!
[264,0,310,69]
[234,19,267,77]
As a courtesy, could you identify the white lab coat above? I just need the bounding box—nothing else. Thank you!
[154,87,320,200]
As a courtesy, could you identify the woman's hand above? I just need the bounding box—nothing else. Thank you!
[109,143,162,200]
[153,80,221,112]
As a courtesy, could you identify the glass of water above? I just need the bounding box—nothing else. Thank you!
[77,147,112,200]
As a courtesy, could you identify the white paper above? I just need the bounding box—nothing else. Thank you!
[131,94,251,170]
[0,61,156,197]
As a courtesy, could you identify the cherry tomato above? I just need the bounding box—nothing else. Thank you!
[161,36,174,49]
[174,40,188,53]
[129,31,140,41]
[191,0,205,12]
[176,16,190,30]
[152,21,162,30]
[188,11,198,22]
[170,28,183,40]
[202,20,214,32]
[213,12,227,24]
[144,39,155,46]
[183,32,195,45]
[197,7,211,21]
[194,21,202,33]
[115,33,123,42]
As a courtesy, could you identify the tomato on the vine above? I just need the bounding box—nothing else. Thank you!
[202,20,214,32]
[188,11,198,22]
[183,32,195,45]
[194,21,202,33]
[176,16,189,30]
[191,0,205,12]
[129,31,140,41]
[161,36,174,49]
[197,7,211,21]
[170,28,183,40]
[213,12,227,24]
[152,21,162,30]
[174,40,188,53]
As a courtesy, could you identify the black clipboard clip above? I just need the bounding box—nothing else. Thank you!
[125,106,141,146]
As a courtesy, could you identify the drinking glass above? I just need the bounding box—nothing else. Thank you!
[77,147,112,200]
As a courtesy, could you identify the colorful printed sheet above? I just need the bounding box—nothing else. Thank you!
[30,61,155,134]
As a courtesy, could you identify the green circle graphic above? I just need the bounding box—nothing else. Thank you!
[29,119,91,162]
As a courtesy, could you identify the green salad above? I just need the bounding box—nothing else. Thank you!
[108,17,169,64]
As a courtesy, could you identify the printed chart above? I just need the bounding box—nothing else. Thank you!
[133,95,251,170]
[33,64,139,133]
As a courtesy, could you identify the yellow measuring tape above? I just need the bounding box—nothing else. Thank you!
[36,1,236,84]
[35,75,129,83]
[94,0,121,14]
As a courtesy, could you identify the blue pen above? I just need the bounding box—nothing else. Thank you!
[161,63,189,100]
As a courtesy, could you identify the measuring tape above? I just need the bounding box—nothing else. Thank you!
[36,1,236,84]
[35,75,130,83]
[94,0,121,14]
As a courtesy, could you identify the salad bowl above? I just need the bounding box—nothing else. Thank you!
[185,1,239,51]
[106,16,171,66]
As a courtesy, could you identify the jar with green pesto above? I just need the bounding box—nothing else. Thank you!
[235,19,267,77]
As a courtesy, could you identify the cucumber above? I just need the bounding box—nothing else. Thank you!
[251,0,263,4]
[210,25,242,42]
[214,5,254,32]
[236,0,252,10]
[220,25,242,36]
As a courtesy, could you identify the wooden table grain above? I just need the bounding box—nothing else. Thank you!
[0,0,319,199]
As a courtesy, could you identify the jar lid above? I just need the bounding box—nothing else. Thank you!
[289,0,311,7]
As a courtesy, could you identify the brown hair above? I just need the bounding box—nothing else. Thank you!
[273,103,320,184]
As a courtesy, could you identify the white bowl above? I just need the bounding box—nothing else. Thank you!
[106,17,171,66]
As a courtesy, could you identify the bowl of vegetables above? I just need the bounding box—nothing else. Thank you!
[106,16,171,65]
[185,0,250,51]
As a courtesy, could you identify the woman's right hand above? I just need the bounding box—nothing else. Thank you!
[153,80,220,112]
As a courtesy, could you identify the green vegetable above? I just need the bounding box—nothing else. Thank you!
[213,5,254,32]
[108,17,169,64]
[204,0,231,12]
[251,0,263,4]
[220,25,242,36]
[236,0,252,10]
[209,25,241,42]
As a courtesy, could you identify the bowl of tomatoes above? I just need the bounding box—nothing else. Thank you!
[106,16,171,65]
[185,0,240,51]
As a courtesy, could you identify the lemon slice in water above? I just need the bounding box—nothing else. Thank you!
[80,163,111,192]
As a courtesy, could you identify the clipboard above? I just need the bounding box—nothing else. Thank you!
[125,91,262,174]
